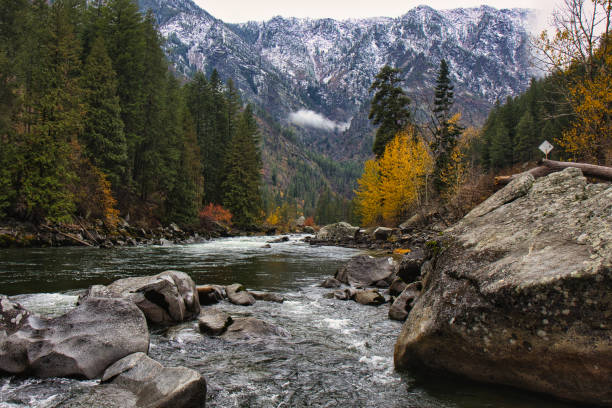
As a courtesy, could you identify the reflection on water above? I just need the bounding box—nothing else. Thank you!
[0,236,578,408]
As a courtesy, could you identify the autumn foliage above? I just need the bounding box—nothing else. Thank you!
[355,128,432,226]
[199,203,232,226]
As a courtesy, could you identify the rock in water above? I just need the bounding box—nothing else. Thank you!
[354,289,386,306]
[315,222,359,242]
[0,297,149,379]
[65,352,206,408]
[198,309,232,336]
[319,277,342,288]
[335,255,397,286]
[250,291,285,303]
[394,168,612,406]
[197,285,225,305]
[221,317,290,341]
[225,284,255,306]
[388,277,407,297]
[82,270,201,325]
[388,282,421,321]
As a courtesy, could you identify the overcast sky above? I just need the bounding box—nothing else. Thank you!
[194,0,562,31]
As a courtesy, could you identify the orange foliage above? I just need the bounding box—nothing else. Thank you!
[304,216,315,227]
[199,203,232,226]
[69,141,119,227]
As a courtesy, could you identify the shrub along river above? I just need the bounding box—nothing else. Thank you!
[0,235,576,407]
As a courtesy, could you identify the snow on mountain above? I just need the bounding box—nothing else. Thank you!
[141,0,535,160]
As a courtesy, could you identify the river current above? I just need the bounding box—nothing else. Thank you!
[0,235,576,407]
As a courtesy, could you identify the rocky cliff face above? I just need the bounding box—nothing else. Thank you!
[141,0,535,161]
[394,168,612,406]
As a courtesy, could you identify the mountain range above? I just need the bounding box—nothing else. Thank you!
[139,0,536,208]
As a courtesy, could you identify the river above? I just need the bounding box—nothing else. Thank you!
[0,235,576,407]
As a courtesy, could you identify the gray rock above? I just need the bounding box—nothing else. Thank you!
[354,289,386,306]
[333,287,357,301]
[267,236,289,243]
[396,248,427,284]
[319,277,342,288]
[196,285,225,305]
[373,227,394,240]
[225,284,255,306]
[0,297,149,379]
[198,309,233,336]
[395,168,612,406]
[250,291,285,303]
[221,317,290,341]
[296,216,306,227]
[335,255,397,286]
[315,222,359,241]
[388,277,408,297]
[64,352,206,408]
[388,282,421,321]
[81,271,200,326]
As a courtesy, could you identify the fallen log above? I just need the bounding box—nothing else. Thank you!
[495,160,612,185]
[40,225,93,247]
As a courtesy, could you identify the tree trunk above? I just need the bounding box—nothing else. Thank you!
[495,160,612,185]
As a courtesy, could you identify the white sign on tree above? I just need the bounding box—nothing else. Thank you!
[539,140,553,159]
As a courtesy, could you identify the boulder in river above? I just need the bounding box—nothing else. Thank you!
[81,270,201,326]
[63,352,206,408]
[388,277,408,297]
[225,283,255,306]
[319,277,342,288]
[373,227,394,240]
[335,255,397,287]
[250,291,285,303]
[197,285,225,305]
[198,309,233,336]
[314,222,359,242]
[333,287,356,301]
[221,317,290,341]
[0,296,149,379]
[394,168,612,406]
[354,289,386,306]
[388,282,421,321]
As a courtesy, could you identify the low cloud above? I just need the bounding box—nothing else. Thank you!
[289,109,350,132]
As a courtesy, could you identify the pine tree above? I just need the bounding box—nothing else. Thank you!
[369,65,411,157]
[222,105,262,229]
[80,36,127,187]
[514,110,536,162]
[431,59,463,193]
[489,121,513,169]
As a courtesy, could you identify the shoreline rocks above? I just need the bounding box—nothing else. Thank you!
[394,169,612,406]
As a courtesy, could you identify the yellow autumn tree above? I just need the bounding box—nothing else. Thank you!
[355,128,432,226]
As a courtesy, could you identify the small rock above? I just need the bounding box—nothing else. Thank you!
[250,291,285,303]
[221,317,290,341]
[320,277,342,288]
[198,309,233,336]
[354,289,386,306]
[388,277,408,297]
[225,283,255,306]
[197,285,225,305]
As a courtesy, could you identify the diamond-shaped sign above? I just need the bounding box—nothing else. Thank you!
[539,140,553,155]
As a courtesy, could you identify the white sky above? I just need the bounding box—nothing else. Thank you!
[194,0,562,31]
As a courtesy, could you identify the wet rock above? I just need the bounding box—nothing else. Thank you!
[396,248,427,284]
[196,285,225,305]
[159,238,173,246]
[334,287,356,301]
[221,317,290,341]
[388,282,421,321]
[198,309,232,336]
[395,168,612,406]
[315,222,359,242]
[335,255,397,287]
[267,236,289,243]
[388,277,408,297]
[225,283,255,306]
[262,244,272,248]
[64,352,207,408]
[319,277,342,288]
[373,227,393,240]
[0,296,30,334]
[374,280,389,288]
[0,297,149,379]
[81,271,201,326]
[250,291,285,303]
[354,289,386,306]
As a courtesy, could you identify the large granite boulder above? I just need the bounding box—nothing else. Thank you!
[82,271,200,325]
[0,296,149,379]
[225,284,255,306]
[221,317,290,341]
[394,168,612,406]
[65,353,206,408]
[315,222,359,242]
[335,255,397,287]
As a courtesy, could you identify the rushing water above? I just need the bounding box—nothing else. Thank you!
[0,235,577,408]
